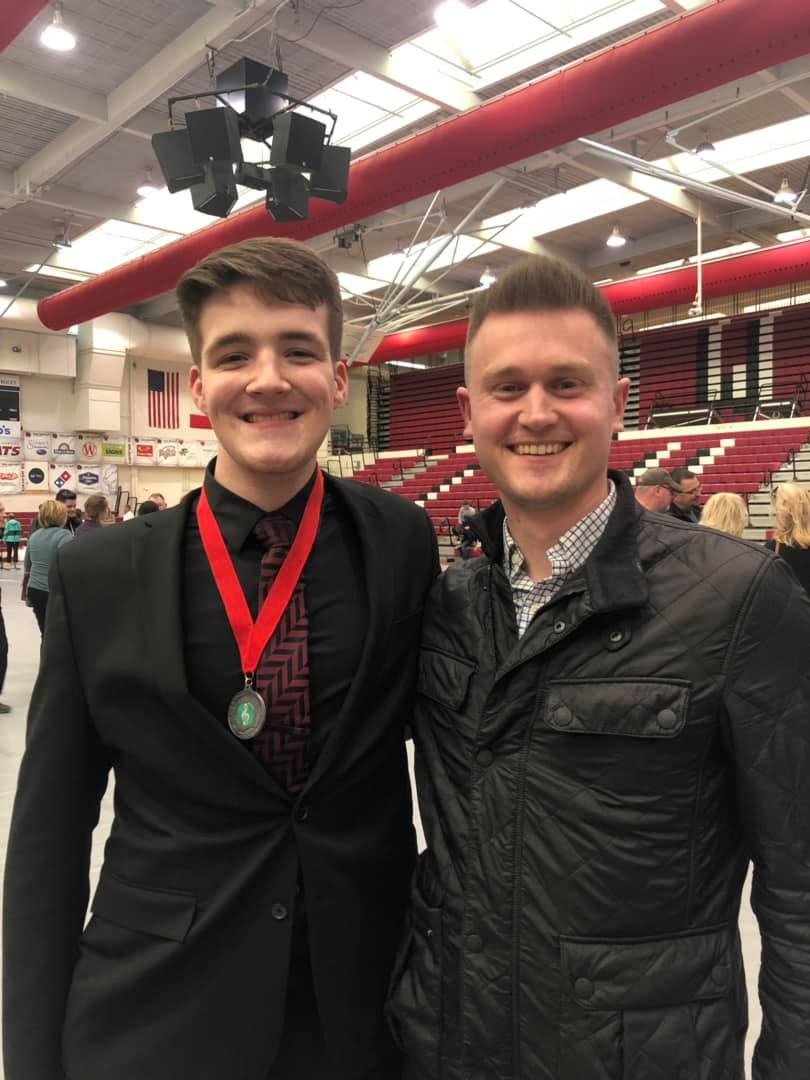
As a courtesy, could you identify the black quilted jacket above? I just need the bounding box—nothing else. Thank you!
[389,472,810,1080]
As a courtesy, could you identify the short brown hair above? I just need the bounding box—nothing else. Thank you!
[38,499,67,528]
[83,494,108,521]
[176,237,343,363]
[465,255,618,378]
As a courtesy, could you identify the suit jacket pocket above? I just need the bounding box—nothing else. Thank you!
[91,871,197,943]
[557,924,740,1080]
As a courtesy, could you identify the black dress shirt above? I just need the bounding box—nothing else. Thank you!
[182,462,367,768]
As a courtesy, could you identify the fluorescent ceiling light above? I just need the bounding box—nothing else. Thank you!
[479,266,496,287]
[337,271,389,297]
[24,264,91,282]
[606,224,626,248]
[593,277,614,285]
[434,0,467,31]
[669,115,810,183]
[136,169,161,199]
[773,177,798,205]
[369,233,498,283]
[388,359,428,369]
[0,279,7,289]
[743,293,810,313]
[635,259,685,275]
[688,241,759,262]
[776,228,810,243]
[307,73,437,153]
[40,2,76,52]
[651,312,728,330]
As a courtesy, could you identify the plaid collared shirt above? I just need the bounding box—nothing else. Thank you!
[503,481,616,638]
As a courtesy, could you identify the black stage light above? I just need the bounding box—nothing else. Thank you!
[151,129,205,192]
[191,162,238,217]
[270,113,325,173]
[216,58,289,140]
[186,107,243,166]
[265,167,310,222]
[310,144,350,204]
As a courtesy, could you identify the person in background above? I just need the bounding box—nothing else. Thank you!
[28,488,82,536]
[765,482,810,595]
[122,499,136,522]
[3,512,23,567]
[457,501,475,526]
[73,495,109,541]
[633,467,681,513]
[22,500,73,635]
[700,491,748,538]
[148,492,168,510]
[137,500,160,516]
[668,466,702,522]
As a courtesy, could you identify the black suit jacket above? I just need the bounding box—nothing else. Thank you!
[3,475,438,1080]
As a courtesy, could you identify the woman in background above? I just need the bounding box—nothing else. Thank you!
[3,512,23,566]
[73,494,108,540]
[765,482,810,595]
[22,500,73,634]
[699,491,748,538]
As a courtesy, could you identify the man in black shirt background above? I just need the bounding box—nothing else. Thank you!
[668,466,702,522]
[4,238,438,1080]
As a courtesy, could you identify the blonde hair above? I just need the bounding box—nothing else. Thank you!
[38,499,68,528]
[700,492,748,538]
[772,482,810,548]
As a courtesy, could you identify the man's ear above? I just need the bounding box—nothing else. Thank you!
[457,386,473,440]
[189,365,207,414]
[333,359,349,408]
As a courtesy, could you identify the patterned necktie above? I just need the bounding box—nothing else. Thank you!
[251,513,310,795]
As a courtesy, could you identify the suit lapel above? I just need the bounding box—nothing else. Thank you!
[133,493,282,796]
[303,477,393,791]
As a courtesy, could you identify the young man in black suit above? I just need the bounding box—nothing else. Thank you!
[4,237,438,1080]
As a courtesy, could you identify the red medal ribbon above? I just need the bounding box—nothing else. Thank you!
[197,469,324,679]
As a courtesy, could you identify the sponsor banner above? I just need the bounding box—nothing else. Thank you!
[75,468,103,495]
[49,464,77,494]
[132,438,158,466]
[176,441,202,468]
[0,374,22,438]
[200,441,218,463]
[51,432,78,462]
[0,464,23,495]
[23,463,48,492]
[101,436,129,463]
[190,412,212,430]
[0,437,23,460]
[157,439,180,467]
[24,431,52,460]
[77,434,102,464]
[99,465,118,497]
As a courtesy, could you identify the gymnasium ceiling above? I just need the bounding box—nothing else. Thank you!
[1,0,810,353]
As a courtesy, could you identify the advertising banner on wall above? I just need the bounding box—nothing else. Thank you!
[200,441,218,463]
[51,432,77,463]
[0,437,23,461]
[23,463,49,492]
[175,441,202,468]
[0,374,22,438]
[99,465,118,496]
[50,464,77,493]
[0,464,23,495]
[75,467,103,495]
[156,439,180,467]
[76,434,102,464]
[24,431,51,461]
[101,436,129,463]
[132,438,158,466]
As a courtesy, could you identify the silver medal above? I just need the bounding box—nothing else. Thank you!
[227,686,266,740]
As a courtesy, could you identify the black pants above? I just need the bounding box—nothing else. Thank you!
[27,587,49,635]
[5,541,19,565]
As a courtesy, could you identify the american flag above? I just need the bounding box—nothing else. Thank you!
[148,369,180,429]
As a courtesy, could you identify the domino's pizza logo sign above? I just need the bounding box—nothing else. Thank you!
[54,470,72,489]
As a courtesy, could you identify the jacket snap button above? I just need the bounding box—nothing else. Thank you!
[608,630,624,644]
[712,963,729,986]
[553,705,573,727]
[466,934,483,953]
[295,804,309,823]
[573,977,594,999]
[476,749,494,767]
[271,902,288,921]
[553,620,566,634]
[657,708,678,730]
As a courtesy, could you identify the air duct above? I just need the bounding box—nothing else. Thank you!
[37,0,810,330]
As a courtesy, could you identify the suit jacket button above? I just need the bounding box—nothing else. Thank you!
[476,749,494,767]
[295,804,309,823]
[657,708,678,730]
[574,977,594,999]
[271,902,288,921]
[553,705,573,727]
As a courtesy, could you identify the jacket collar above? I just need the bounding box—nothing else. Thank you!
[470,469,648,614]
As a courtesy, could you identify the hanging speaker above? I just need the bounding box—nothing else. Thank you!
[310,145,350,204]
[186,107,243,165]
[151,129,205,193]
[270,113,325,173]
[265,167,310,222]
[190,162,238,218]
[216,58,289,140]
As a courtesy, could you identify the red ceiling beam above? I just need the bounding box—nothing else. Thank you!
[37,0,810,331]
[0,1,50,52]
[368,239,810,363]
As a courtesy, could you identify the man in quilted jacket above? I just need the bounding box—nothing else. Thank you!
[389,253,810,1080]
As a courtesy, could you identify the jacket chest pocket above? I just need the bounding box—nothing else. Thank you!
[544,678,690,739]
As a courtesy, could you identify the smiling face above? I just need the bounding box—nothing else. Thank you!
[189,285,348,507]
[458,308,628,530]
